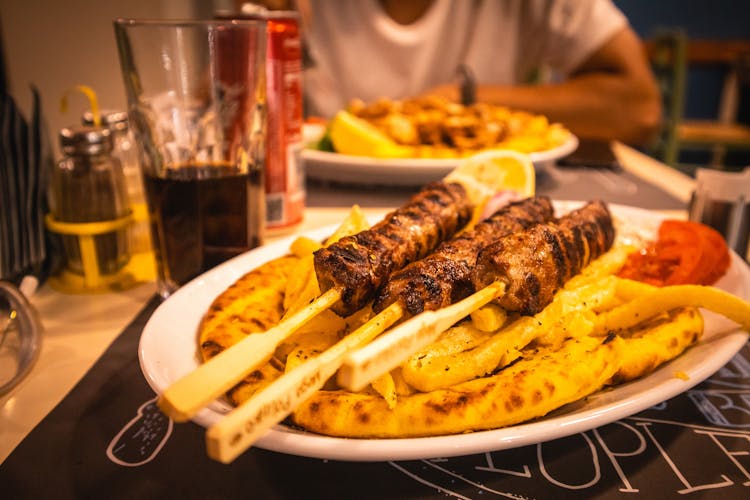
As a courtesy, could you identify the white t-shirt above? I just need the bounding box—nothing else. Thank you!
[302,0,628,117]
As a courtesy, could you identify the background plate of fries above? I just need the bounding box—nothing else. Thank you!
[139,202,750,462]
[301,130,578,186]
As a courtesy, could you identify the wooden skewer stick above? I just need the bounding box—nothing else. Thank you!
[337,281,506,392]
[158,287,341,422]
[206,302,404,463]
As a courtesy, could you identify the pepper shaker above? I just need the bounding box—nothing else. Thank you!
[83,109,152,255]
[49,125,131,276]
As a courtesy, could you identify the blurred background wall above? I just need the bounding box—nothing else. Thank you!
[0,0,231,156]
[615,0,750,169]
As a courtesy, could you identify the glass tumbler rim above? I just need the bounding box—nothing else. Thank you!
[113,18,266,29]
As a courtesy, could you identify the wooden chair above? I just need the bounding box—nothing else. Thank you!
[648,30,687,167]
[646,33,750,170]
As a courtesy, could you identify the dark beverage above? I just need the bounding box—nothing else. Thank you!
[143,163,264,296]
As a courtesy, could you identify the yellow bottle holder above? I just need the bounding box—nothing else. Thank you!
[45,203,156,293]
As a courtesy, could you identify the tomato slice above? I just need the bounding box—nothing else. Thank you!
[618,219,730,286]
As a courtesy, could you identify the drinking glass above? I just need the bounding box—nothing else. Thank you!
[689,167,750,260]
[114,19,267,298]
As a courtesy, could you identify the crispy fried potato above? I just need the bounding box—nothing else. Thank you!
[370,372,398,409]
[293,335,623,438]
[401,276,618,391]
[289,236,322,258]
[412,321,494,359]
[282,254,320,316]
[324,204,370,246]
[390,367,417,397]
[347,96,570,158]
[470,303,508,332]
[595,280,750,334]
[563,244,633,291]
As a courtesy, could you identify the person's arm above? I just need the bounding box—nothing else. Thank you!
[428,27,662,147]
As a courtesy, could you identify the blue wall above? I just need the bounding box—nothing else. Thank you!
[615,0,750,120]
[616,0,750,40]
[615,0,750,167]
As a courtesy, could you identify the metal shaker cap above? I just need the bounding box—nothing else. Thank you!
[59,125,114,155]
[82,110,129,132]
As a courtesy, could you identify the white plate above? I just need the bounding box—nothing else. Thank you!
[301,131,579,186]
[139,202,750,462]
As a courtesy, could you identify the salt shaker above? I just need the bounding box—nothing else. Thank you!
[49,125,131,276]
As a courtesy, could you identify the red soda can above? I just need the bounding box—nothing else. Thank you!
[261,10,305,231]
[220,7,305,232]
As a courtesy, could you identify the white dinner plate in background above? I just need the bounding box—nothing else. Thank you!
[302,130,579,186]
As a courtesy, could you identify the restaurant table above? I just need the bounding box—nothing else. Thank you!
[2,143,749,499]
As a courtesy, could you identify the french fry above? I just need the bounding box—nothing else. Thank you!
[595,280,750,334]
[390,367,416,396]
[370,372,398,409]
[470,303,507,332]
[282,255,320,315]
[289,236,322,258]
[324,204,370,245]
[348,97,570,158]
[399,277,619,392]
[412,321,495,359]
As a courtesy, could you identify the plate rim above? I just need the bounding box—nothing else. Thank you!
[139,201,750,462]
[301,132,579,185]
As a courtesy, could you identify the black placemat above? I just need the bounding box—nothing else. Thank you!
[1,295,749,499]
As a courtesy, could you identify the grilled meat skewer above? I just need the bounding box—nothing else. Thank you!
[473,200,614,315]
[314,181,474,316]
[337,200,615,393]
[373,196,555,316]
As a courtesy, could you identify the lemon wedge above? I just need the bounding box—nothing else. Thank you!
[329,111,415,158]
[446,149,535,206]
